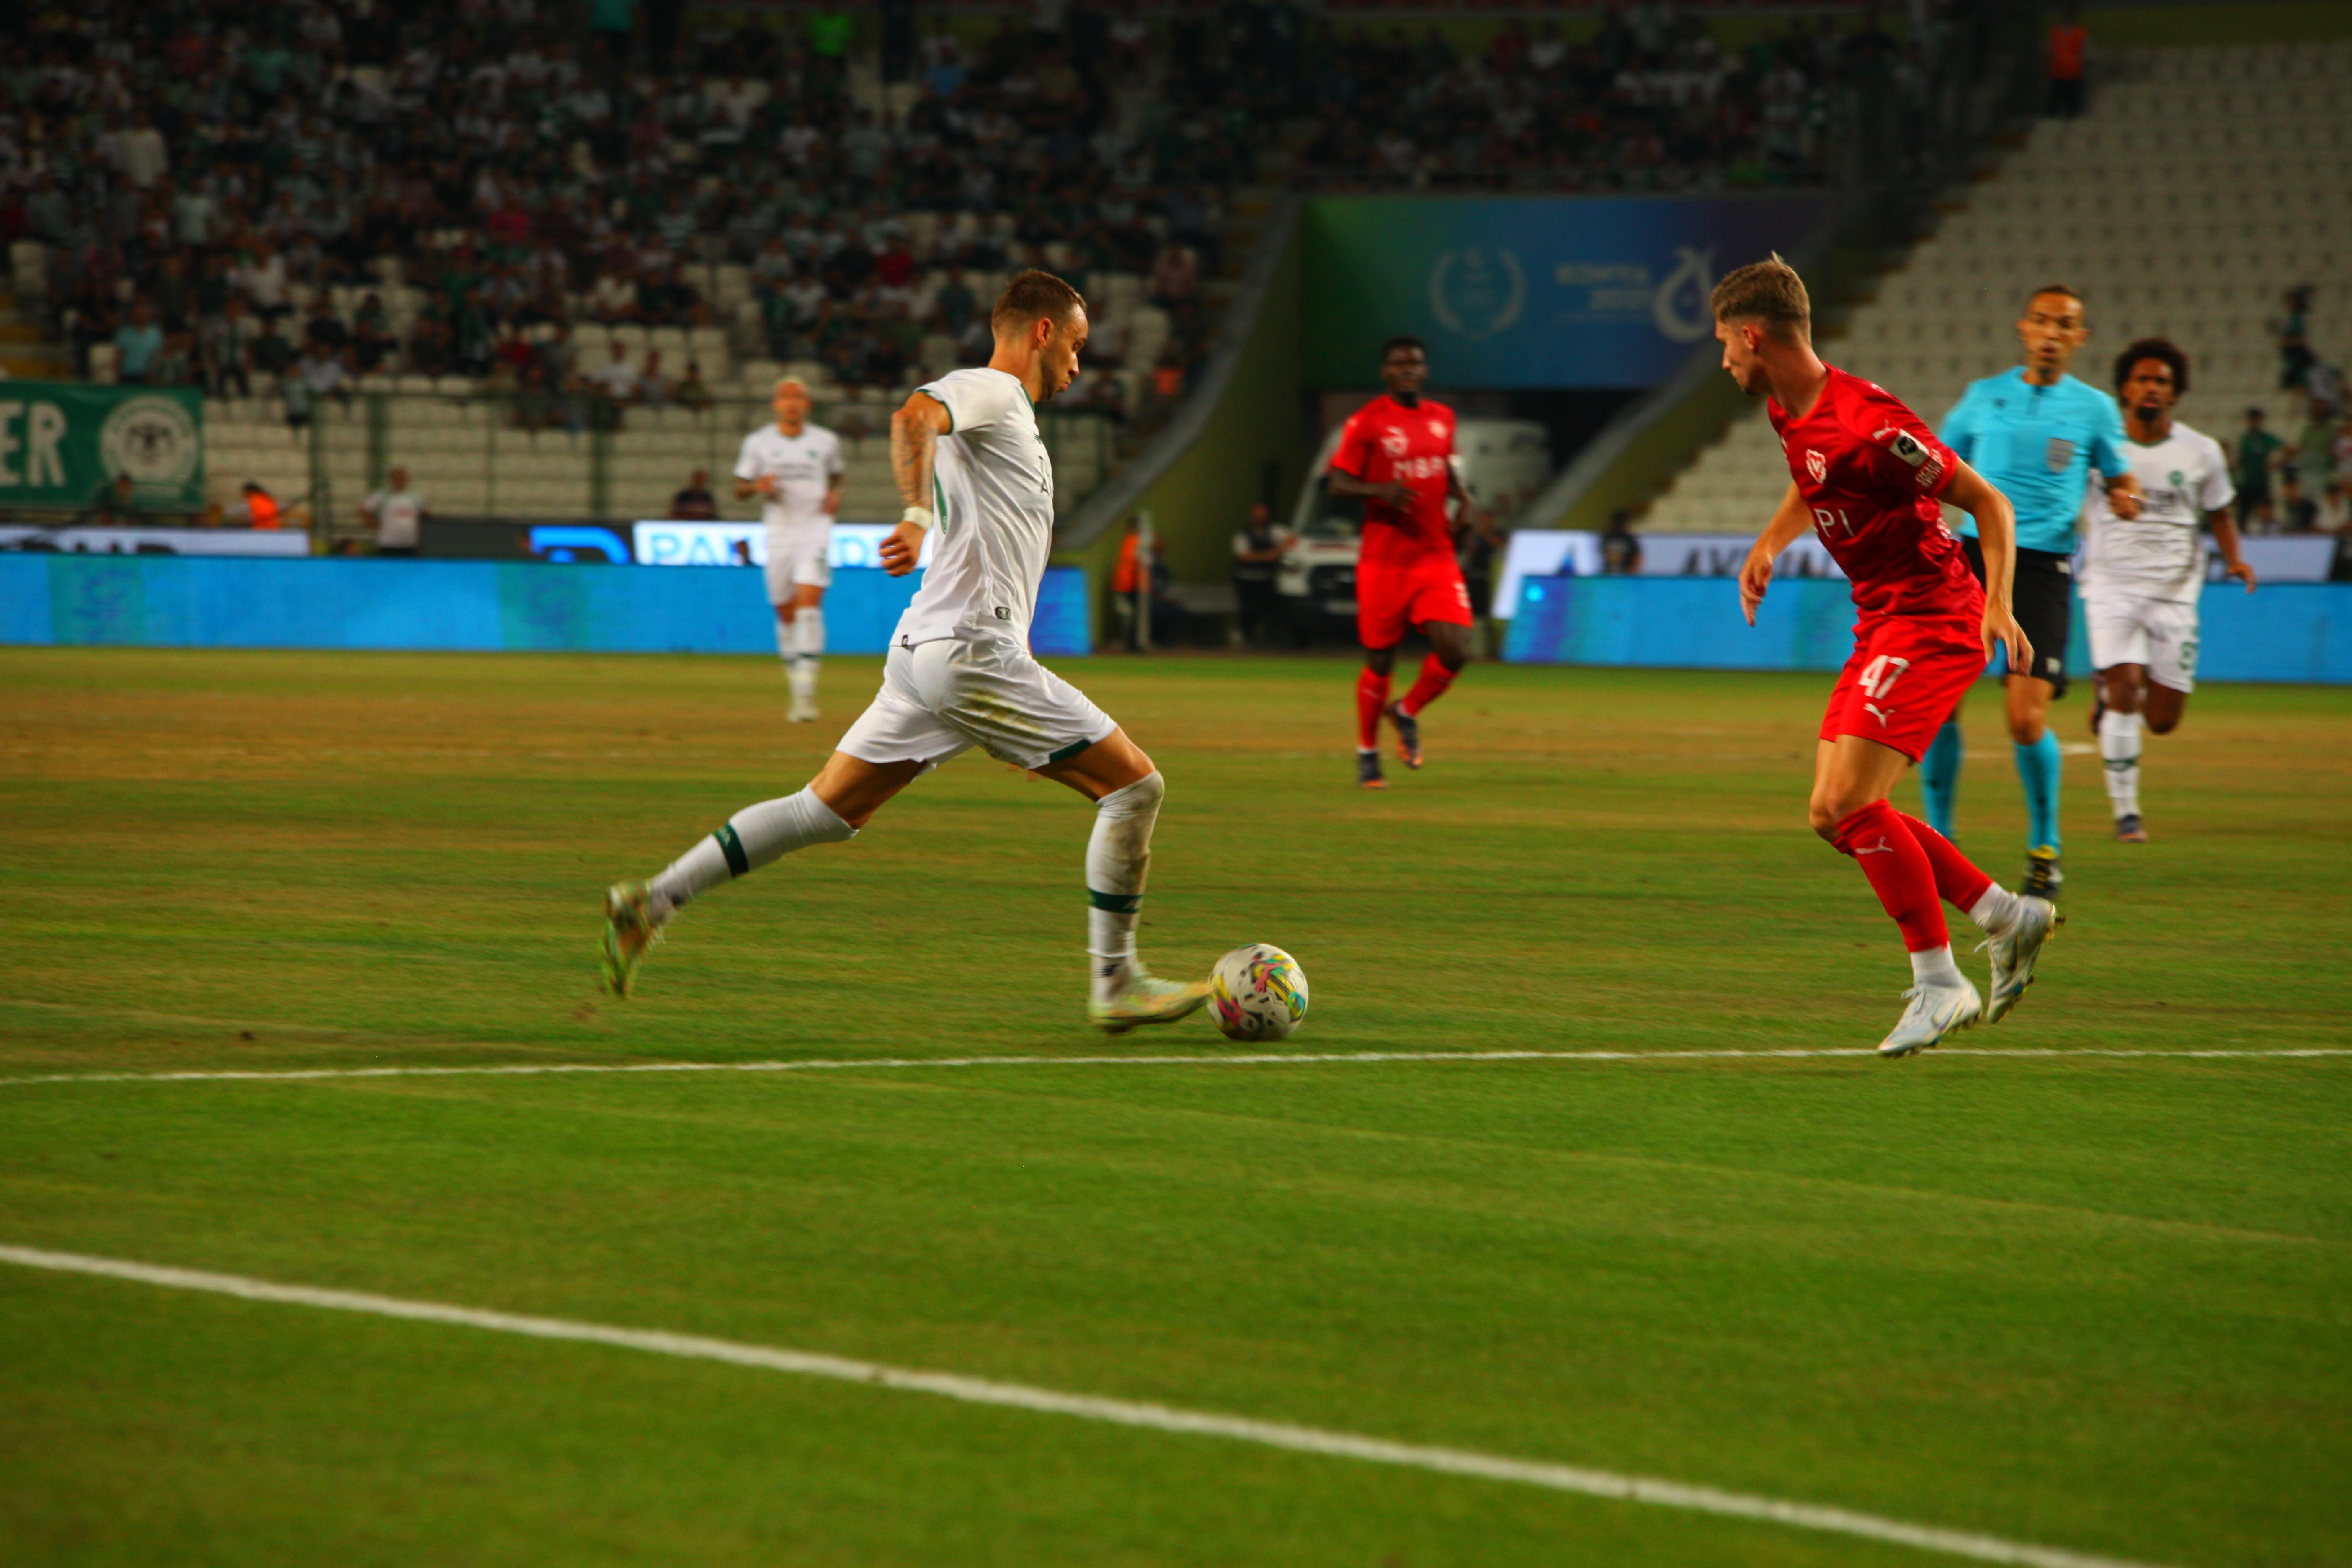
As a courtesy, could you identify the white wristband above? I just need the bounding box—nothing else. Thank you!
[900,506,935,531]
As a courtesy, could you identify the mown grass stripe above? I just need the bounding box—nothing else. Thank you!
[0,1243,2177,1568]
[0,1047,2343,1089]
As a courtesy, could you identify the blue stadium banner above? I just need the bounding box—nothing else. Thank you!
[1503,575,2352,685]
[1302,195,1831,389]
[0,557,1092,659]
[0,381,205,511]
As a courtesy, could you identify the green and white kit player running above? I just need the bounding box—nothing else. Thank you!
[2081,338,2256,842]
[602,271,1210,1033]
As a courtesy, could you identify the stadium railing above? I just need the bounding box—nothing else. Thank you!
[199,392,1120,550]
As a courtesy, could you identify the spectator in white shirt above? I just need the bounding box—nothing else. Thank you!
[361,467,428,556]
[108,109,170,189]
[233,242,290,321]
[588,342,640,401]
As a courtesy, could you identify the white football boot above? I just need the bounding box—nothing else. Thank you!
[1877,978,1984,1058]
[1981,895,2062,1024]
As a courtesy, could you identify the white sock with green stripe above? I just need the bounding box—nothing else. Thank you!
[1087,770,1163,1002]
[647,787,856,915]
[787,609,823,704]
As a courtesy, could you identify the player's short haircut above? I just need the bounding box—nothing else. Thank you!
[2114,337,2190,396]
[1709,254,1810,337]
[773,375,809,397]
[2024,284,2083,314]
[992,269,1086,335]
[1381,335,1427,361]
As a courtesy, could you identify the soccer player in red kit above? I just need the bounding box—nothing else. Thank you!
[1329,336,1496,788]
[1715,257,2062,1057]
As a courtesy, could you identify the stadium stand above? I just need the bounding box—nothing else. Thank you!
[0,2,2023,531]
[1644,39,2352,536]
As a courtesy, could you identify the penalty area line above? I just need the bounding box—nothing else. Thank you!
[0,1046,2346,1089]
[0,1243,2176,1568]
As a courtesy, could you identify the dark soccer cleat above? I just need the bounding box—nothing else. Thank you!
[2115,813,2148,843]
[1357,750,1386,789]
[1384,701,1424,769]
[2021,845,2064,901]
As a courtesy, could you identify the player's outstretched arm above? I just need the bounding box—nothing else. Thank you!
[1740,482,1813,626]
[2209,507,2257,591]
[1945,460,2032,668]
[884,391,952,575]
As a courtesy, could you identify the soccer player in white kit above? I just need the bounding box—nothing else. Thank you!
[602,272,1210,1034]
[2083,339,2257,842]
[734,377,844,722]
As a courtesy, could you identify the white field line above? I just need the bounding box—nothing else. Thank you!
[0,1243,2176,1568]
[0,1046,2345,1089]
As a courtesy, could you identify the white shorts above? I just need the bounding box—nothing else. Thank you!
[763,524,832,602]
[836,634,1117,774]
[2085,592,2200,693]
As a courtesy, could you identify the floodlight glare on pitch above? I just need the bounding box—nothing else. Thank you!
[1208,945,1309,1042]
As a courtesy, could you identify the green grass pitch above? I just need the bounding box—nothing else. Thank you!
[2,646,2347,1567]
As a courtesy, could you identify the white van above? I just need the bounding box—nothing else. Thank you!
[1277,418,1552,634]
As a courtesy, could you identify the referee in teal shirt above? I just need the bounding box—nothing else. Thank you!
[1927,285,2140,899]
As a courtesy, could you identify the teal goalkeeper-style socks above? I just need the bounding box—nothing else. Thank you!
[2014,729,2063,852]
[1920,720,1963,840]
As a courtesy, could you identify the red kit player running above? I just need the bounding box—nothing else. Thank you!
[1715,257,2062,1057]
[1328,336,1498,788]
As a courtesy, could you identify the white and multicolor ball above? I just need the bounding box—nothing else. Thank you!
[1208,944,1309,1042]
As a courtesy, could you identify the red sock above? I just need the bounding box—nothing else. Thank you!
[1398,653,1457,718]
[1355,667,1390,751]
[1895,810,1994,912]
[1832,802,1950,952]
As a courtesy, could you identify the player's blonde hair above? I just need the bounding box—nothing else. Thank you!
[773,375,810,397]
[1710,254,1811,339]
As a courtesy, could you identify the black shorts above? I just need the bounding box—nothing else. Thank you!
[1962,536,2071,696]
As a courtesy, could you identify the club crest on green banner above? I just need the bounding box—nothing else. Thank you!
[0,382,206,511]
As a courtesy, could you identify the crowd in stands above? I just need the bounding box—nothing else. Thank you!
[1289,3,1966,192]
[2,0,2004,420]
[0,0,1233,420]
[2258,286,2352,532]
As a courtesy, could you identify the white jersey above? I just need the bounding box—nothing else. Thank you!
[734,423,843,534]
[896,367,1055,647]
[2081,420,2233,606]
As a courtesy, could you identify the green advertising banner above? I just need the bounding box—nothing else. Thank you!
[0,382,205,512]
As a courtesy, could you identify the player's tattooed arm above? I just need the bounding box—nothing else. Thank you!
[1944,460,2032,668]
[884,391,953,575]
[1739,482,1814,625]
[2208,507,2257,591]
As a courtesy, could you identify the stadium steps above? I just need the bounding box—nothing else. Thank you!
[1643,39,2352,535]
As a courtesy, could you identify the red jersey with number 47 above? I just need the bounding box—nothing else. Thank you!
[1768,366,1981,622]
[1331,394,1457,568]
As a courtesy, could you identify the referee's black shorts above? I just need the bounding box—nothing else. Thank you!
[1961,536,2072,697]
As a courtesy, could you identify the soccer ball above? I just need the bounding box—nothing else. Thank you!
[1208,944,1309,1042]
